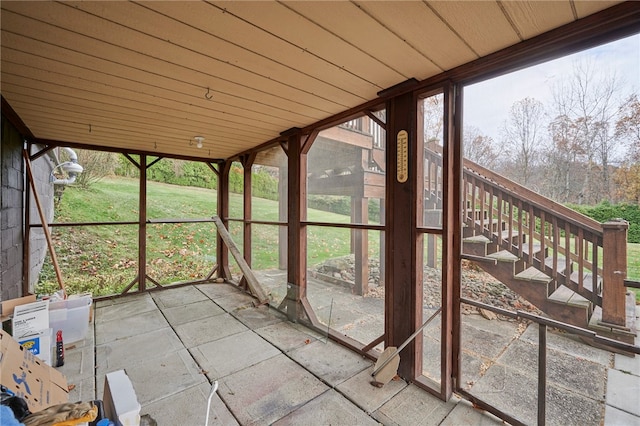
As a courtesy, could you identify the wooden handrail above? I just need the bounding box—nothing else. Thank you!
[424,147,628,326]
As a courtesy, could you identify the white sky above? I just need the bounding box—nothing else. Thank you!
[463,34,640,141]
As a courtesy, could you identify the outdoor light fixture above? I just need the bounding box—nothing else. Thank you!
[50,147,84,185]
[194,136,204,149]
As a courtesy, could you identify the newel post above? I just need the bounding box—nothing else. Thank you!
[601,219,628,327]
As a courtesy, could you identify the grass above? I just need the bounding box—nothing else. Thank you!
[38,178,369,296]
[628,243,640,303]
[39,177,640,303]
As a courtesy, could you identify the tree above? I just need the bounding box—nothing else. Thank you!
[615,93,640,162]
[613,93,640,204]
[500,97,545,186]
[463,126,499,169]
[549,60,626,204]
[53,148,118,189]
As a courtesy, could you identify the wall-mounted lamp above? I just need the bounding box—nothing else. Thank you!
[193,136,205,149]
[50,147,84,185]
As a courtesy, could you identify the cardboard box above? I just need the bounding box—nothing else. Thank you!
[0,330,68,413]
[18,329,52,366]
[1,295,37,334]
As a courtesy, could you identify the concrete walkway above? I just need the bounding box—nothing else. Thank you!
[604,305,640,426]
[56,282,639,425]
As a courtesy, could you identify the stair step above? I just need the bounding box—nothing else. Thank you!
[521,243,542,256]
[544,256,569,274]
[570,271,602,294]
[515,266,551,283]
[548,285,591,309]
[463,235,491,243]
[487,250,519,262]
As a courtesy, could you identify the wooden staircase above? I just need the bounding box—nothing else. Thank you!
[424,146,636,343]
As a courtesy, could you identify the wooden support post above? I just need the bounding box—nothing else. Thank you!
[138,154,147,292]
[285,130,308,321]
[601,219,628,327]
[385,89,420,380]
[278,166,288,270]
[352,196,369,295]
[217,161,232,280]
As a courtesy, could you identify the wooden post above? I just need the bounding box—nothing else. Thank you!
[138,154,147,292]
[385,89,420,380]
[216,161,232,280]
[352,196,369,295]
[285,130,307,321]
[601,219,628,327]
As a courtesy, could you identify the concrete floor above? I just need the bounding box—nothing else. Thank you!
[56,282,639,425]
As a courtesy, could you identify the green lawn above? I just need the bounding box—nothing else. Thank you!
[39,178,640,304]
[39,178,369,296]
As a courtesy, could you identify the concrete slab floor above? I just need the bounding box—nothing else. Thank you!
[55,282,638,425]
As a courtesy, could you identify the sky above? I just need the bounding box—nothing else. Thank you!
[463,33,640,142]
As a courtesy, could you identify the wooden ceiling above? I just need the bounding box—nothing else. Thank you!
[0,1,628,161]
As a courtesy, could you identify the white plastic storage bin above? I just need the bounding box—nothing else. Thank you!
[48,295,92,344]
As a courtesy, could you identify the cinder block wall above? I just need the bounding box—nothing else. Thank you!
[28,153,56,293]
[1,115,25,301]
[1,114,56,300]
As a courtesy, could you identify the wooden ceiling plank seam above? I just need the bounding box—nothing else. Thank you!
[15,108,258,146]
[1,83,284,135]
[34,134,237,161]
[0,9,356,112]
[425,1,521,57]
[1,31,341,119]
[1,73,302,130]
[570,1,579,20]
[496,1,525,42]
[498,2,577,41]
[1,55,322,124]
[47,2,366,108]
[131,0,374,101]
[281,1,441,80]
[207,0,404,89]
[62,1,370,106]
[354,1,478,71]
[279,1,409,79]
[137,2,381,105]
[328,0,443,73]
[1,44,328,121]
[9,99,272,141]
[23,120,251,158]
[422,1,480,58]
[574,1,625,20]
[7,96,274,140]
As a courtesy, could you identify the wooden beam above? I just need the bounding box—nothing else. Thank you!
[212,215,269,305]
[385,90,420,380]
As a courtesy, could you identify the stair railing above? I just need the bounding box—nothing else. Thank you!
[423,147,628,327]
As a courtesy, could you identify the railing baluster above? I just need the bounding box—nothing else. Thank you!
[578,228,584,291]
[552,216,558,286]
[517,199,523,258]
[565,222,571,286]
[540,211,546,263]
[528,205,535,265]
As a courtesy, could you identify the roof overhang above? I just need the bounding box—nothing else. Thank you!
[2,1,638,161]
